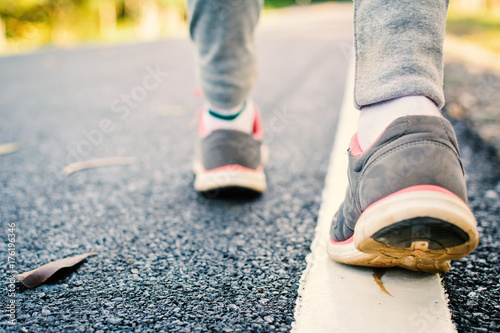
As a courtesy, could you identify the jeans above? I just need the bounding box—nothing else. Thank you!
[188,0,448,110]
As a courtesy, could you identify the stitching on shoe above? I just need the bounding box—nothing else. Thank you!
[437,119,466,175]
[361,140,459,177]
[439,117,455,148]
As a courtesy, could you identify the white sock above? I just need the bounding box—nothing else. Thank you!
[357,96,442,151]
[202,100,255,134]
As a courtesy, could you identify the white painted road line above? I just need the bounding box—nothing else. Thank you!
[292,60,457,333]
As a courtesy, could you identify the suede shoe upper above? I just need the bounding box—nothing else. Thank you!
[330,115,467,242]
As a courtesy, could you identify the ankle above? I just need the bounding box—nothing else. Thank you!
[356,96,442,151]
[208,102,246,118]
[202,100,255,135]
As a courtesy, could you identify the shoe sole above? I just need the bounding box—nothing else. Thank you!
[327,185,479,273]
[193,161,266,193]
[193,144,269,193]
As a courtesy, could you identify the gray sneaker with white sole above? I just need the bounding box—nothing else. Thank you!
[193,106,268,194]
[327,115,479,273]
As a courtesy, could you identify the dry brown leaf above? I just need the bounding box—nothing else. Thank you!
[15,253,97,288]
[63,156,137,176]
[0,142,21,155]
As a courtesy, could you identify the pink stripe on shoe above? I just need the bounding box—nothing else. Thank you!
[252,106,265,140]
[200,164,264,174]
[349,134,364,157]
[349,128,388,157]
[329,235,354,245]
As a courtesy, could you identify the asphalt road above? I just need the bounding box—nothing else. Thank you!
[1,3,499,332]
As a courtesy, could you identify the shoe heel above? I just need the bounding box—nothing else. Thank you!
[354,185,479,263]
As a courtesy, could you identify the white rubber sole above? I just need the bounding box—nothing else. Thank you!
[193,161,267,193]
[327,187,479,273]
[193,144,269,193]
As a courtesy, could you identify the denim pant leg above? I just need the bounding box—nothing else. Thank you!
[188,0,262,110]
[354,0,448,109]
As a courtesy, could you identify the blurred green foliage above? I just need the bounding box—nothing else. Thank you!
[0,0,188,53]
[0,0,343,54]
[447,2,500,53]
[264,0,347,9]
[2,0,497,55]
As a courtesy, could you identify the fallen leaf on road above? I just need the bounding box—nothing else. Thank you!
[0,142,21,155]
[15,253,97,288]
[63,156,137,176]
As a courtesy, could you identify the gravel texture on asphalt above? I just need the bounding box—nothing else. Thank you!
[0,35,347,332]
[443,116,500,333]
[444,62,500,158]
